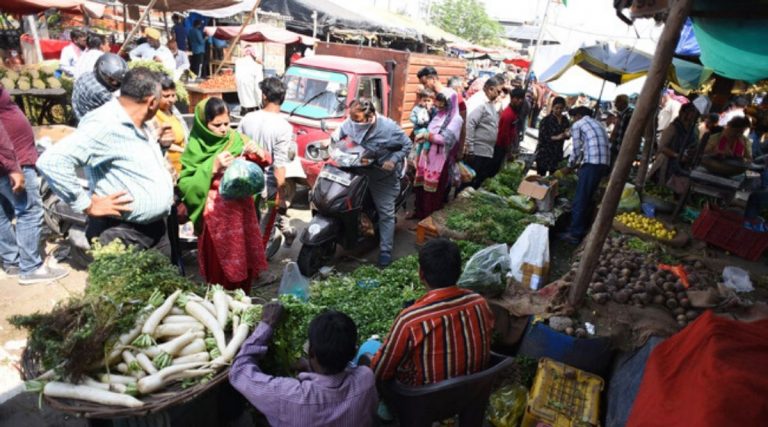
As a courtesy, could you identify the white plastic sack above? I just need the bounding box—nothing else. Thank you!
[722,266,753,292]
[508,224,550,290]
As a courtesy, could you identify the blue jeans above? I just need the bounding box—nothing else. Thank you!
[361,168,400,255]
[568,163,609,238]
[0,167,44,274]
[746,190,768,220]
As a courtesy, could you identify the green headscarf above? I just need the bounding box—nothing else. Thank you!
[178,98,246,229]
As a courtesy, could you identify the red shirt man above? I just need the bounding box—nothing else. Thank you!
[497,88,526,155]
[372,238,494,386]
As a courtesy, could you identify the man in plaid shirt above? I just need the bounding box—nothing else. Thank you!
[559,106,611,244]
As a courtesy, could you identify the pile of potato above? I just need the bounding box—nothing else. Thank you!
[563,236,710,328]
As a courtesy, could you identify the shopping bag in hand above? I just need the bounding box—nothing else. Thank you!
[220,158,265,200]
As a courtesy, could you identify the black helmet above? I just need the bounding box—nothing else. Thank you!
[94,53,127,91]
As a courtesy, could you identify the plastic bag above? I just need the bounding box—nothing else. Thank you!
[458,161,476,183]
[278,262,310,301]
[509,224,550,290]
[618,183,641,212]
[220,158,265,200]
[487,384,528,427]
[658,264,690,288]
[458,244,511,297]
[722,266,754,292]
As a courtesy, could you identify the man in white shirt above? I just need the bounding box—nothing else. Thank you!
[168,39,190,80]
[129,28,176,74]
[60,29,86,77]
[238,77,296,245]
[235,46,264,115]
[74,34,107,79]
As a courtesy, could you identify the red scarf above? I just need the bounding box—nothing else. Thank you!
[717,135,745,158]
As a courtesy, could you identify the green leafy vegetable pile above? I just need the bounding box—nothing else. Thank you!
[263,241,484,376]
[10,241,195,379]
[482,161,526,197]
[446,192,532,244]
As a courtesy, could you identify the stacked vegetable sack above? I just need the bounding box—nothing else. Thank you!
[11,241,261,408]
[562,235,715,329]
[0,62,66,91]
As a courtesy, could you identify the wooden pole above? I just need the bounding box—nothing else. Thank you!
[162,12,170,39]
[214,0,263,75]
[568,0,694,306]
[118,0,159,54]
[635,103,659,188]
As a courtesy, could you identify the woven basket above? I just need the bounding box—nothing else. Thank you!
[21,347,230,419]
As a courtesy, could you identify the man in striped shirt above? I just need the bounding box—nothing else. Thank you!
[372,238,494,386]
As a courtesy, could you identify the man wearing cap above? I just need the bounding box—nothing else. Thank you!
[558,106,611,245]
[129,28,176,74]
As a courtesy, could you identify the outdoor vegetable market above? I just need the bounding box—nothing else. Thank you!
[1,0,768,426]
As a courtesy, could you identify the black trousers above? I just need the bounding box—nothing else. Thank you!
[190,53,204,76]
[86,217,171,258]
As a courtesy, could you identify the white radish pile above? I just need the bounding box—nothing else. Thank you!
[31,287,262,408]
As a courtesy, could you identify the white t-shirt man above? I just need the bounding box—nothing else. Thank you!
[74,49,103,80]
[60,43,82,76]
[238,110,293,172]
[235,55,264,110]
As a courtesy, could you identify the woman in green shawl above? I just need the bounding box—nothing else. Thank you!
[178,97,271,292]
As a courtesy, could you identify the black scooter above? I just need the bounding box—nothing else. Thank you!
[297,139,411,276]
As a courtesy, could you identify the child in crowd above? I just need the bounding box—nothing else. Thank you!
[410,88,436,159]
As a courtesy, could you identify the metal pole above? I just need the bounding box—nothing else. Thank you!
[215,0,263,75]
[122,3,128,41]
[162,12,170,39]
[568,0,694,307]
[26,15,44,63]
[524,0,552,84]
[119,0,159,54]
[312,11,318,41]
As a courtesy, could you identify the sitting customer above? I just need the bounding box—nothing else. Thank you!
[704,116,752,162]
[229,304,378,426]
[371,238,494,385]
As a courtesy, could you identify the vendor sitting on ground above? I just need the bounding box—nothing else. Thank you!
[704,116,753,162]
[229,304,378,426]
[370,238,494,386]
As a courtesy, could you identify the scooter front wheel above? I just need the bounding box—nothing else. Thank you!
[297,241,336,277]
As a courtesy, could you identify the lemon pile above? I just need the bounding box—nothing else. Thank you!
[616,212,677,240]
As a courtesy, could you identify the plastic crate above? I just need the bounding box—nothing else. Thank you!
[691,205,768,261]
[521,358,604,427]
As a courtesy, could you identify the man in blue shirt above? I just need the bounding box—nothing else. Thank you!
[37,67,174,255]
[188,19,206,76]
[172,14,188,51]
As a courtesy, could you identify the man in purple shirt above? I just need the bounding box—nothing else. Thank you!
[229,303,378,426]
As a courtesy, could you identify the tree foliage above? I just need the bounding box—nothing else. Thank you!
[431,0,504,46]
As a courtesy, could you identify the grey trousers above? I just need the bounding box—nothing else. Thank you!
[361,168,400,255]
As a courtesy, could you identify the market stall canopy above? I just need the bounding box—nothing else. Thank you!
[118,0,242,12]
[692,19,768,82]
[3,0,105,17]
[546,66,646,100]
[205,24,314,45]
[259,0,420,41]
[537,43,712,91]
[190,0,256,18]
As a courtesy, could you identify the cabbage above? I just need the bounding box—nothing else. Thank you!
[0,77,14,90]
[46,77,62,89]
[32,78,46,90]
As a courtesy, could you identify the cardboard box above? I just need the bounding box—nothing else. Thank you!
[517,175,558,200]
[517,176,558,211]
